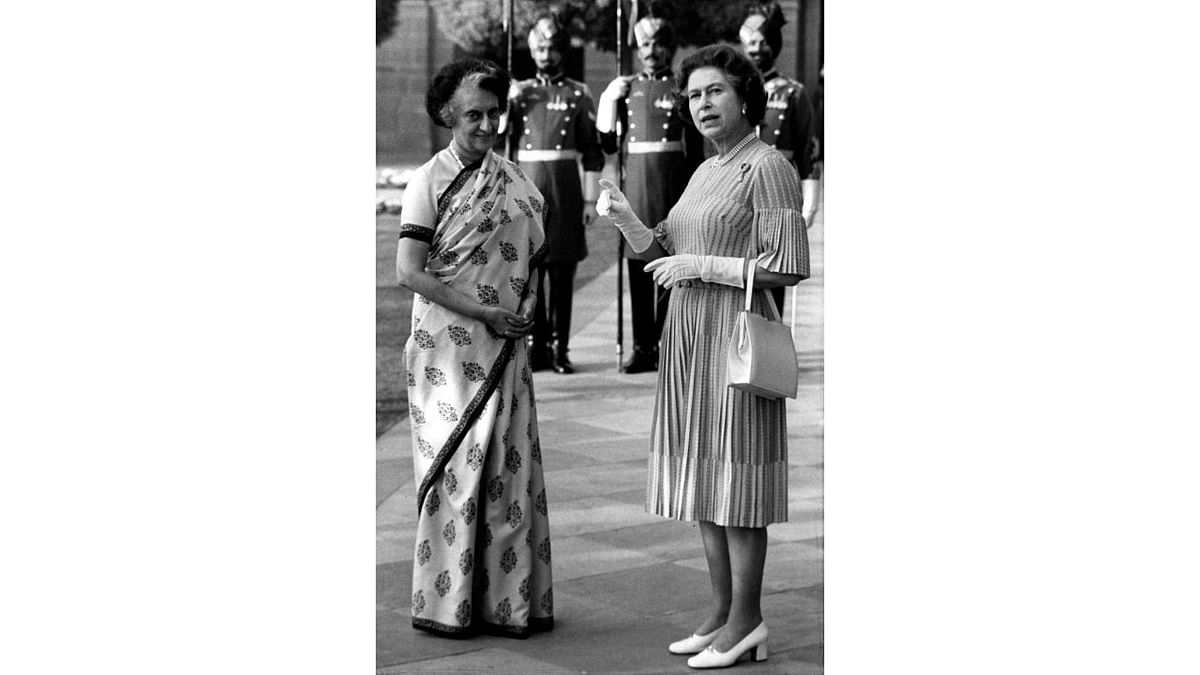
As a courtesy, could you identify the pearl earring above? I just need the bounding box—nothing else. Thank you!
[741,103,747,116]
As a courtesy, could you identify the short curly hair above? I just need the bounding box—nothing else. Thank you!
[675,44,766,128]
[425,58,511,129]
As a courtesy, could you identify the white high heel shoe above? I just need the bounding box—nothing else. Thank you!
[686,621,768,669]
[667,626,723,655]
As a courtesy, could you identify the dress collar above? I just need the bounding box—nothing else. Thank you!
[711,131,757,168]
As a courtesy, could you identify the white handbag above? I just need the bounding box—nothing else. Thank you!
[726,257,799,399]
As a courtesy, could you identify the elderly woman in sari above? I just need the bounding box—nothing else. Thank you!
[396,58,553,639]
[597,44,809,668]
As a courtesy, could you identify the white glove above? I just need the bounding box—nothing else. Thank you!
[801,178,820,227]
[596,78,629,135]
[596,178,654,253]
[644,255,745,288]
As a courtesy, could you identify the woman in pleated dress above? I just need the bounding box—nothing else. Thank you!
[397,58,554,639]
[597,44,809,669]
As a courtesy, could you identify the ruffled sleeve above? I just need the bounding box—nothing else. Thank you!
[751,152,809,279]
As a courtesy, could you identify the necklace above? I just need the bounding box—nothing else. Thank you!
[711,132,756,168]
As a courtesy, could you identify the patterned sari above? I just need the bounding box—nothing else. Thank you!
[401,148,553,637]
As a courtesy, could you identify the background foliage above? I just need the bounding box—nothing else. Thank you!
[431,0,762,56]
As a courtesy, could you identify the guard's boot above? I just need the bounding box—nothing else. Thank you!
[551,340,574,374]
[528,337,552,372]
[621,345,658,374]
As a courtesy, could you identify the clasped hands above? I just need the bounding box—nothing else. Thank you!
[481,298,536,340]
[596,179,745,289]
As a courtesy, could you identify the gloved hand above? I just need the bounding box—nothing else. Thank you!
[605,76,632,100]
[596,77,631,135]
[644,255,745,288]
[596,178,654,252]
[801,178,820,228]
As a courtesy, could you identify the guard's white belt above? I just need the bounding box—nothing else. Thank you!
[517,149,580,162]
[775,148,794,159]
[627,140,683,154]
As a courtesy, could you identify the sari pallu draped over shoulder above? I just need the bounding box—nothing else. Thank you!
[405,149,553,637]
[409,149,548,514]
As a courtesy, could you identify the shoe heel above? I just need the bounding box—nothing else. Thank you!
[751,643,768,662]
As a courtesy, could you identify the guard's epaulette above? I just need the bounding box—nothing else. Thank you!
[564,77,591,97]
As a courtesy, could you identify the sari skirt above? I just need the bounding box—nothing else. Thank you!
[410,342,553,637]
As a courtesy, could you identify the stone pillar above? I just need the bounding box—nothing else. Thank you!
[777,0,801,80]
[377,0,455,165]
[797,0,823,94]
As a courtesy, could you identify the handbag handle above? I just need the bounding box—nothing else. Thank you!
[742,252,782,321]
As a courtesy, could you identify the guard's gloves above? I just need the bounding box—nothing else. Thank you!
[596,178,655,253]
[644,255,746,289]
[595,77,631,135]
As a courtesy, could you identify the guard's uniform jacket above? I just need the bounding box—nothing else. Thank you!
[600,69,705,260]
[757,70,818,181]
[508,73,605,264]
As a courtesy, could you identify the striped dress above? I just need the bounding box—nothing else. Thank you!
[647,135,809,528]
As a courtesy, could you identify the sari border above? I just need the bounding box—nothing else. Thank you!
[435,157,484,223]
[416,337,515,516]
[412,617,473,639]
[412,615,555,639]
[530,239,549,270]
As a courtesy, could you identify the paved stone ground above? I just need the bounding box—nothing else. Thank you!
[377,199,824,674]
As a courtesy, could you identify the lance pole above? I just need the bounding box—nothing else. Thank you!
[502,0,514,160]
[503,0,514,75]
[614,0,632,369]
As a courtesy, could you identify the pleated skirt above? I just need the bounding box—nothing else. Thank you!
[646,280,789,528]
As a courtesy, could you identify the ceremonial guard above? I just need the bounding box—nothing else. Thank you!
[506,15,605,374]
[597,16,704,374]
[739,6,821,312]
